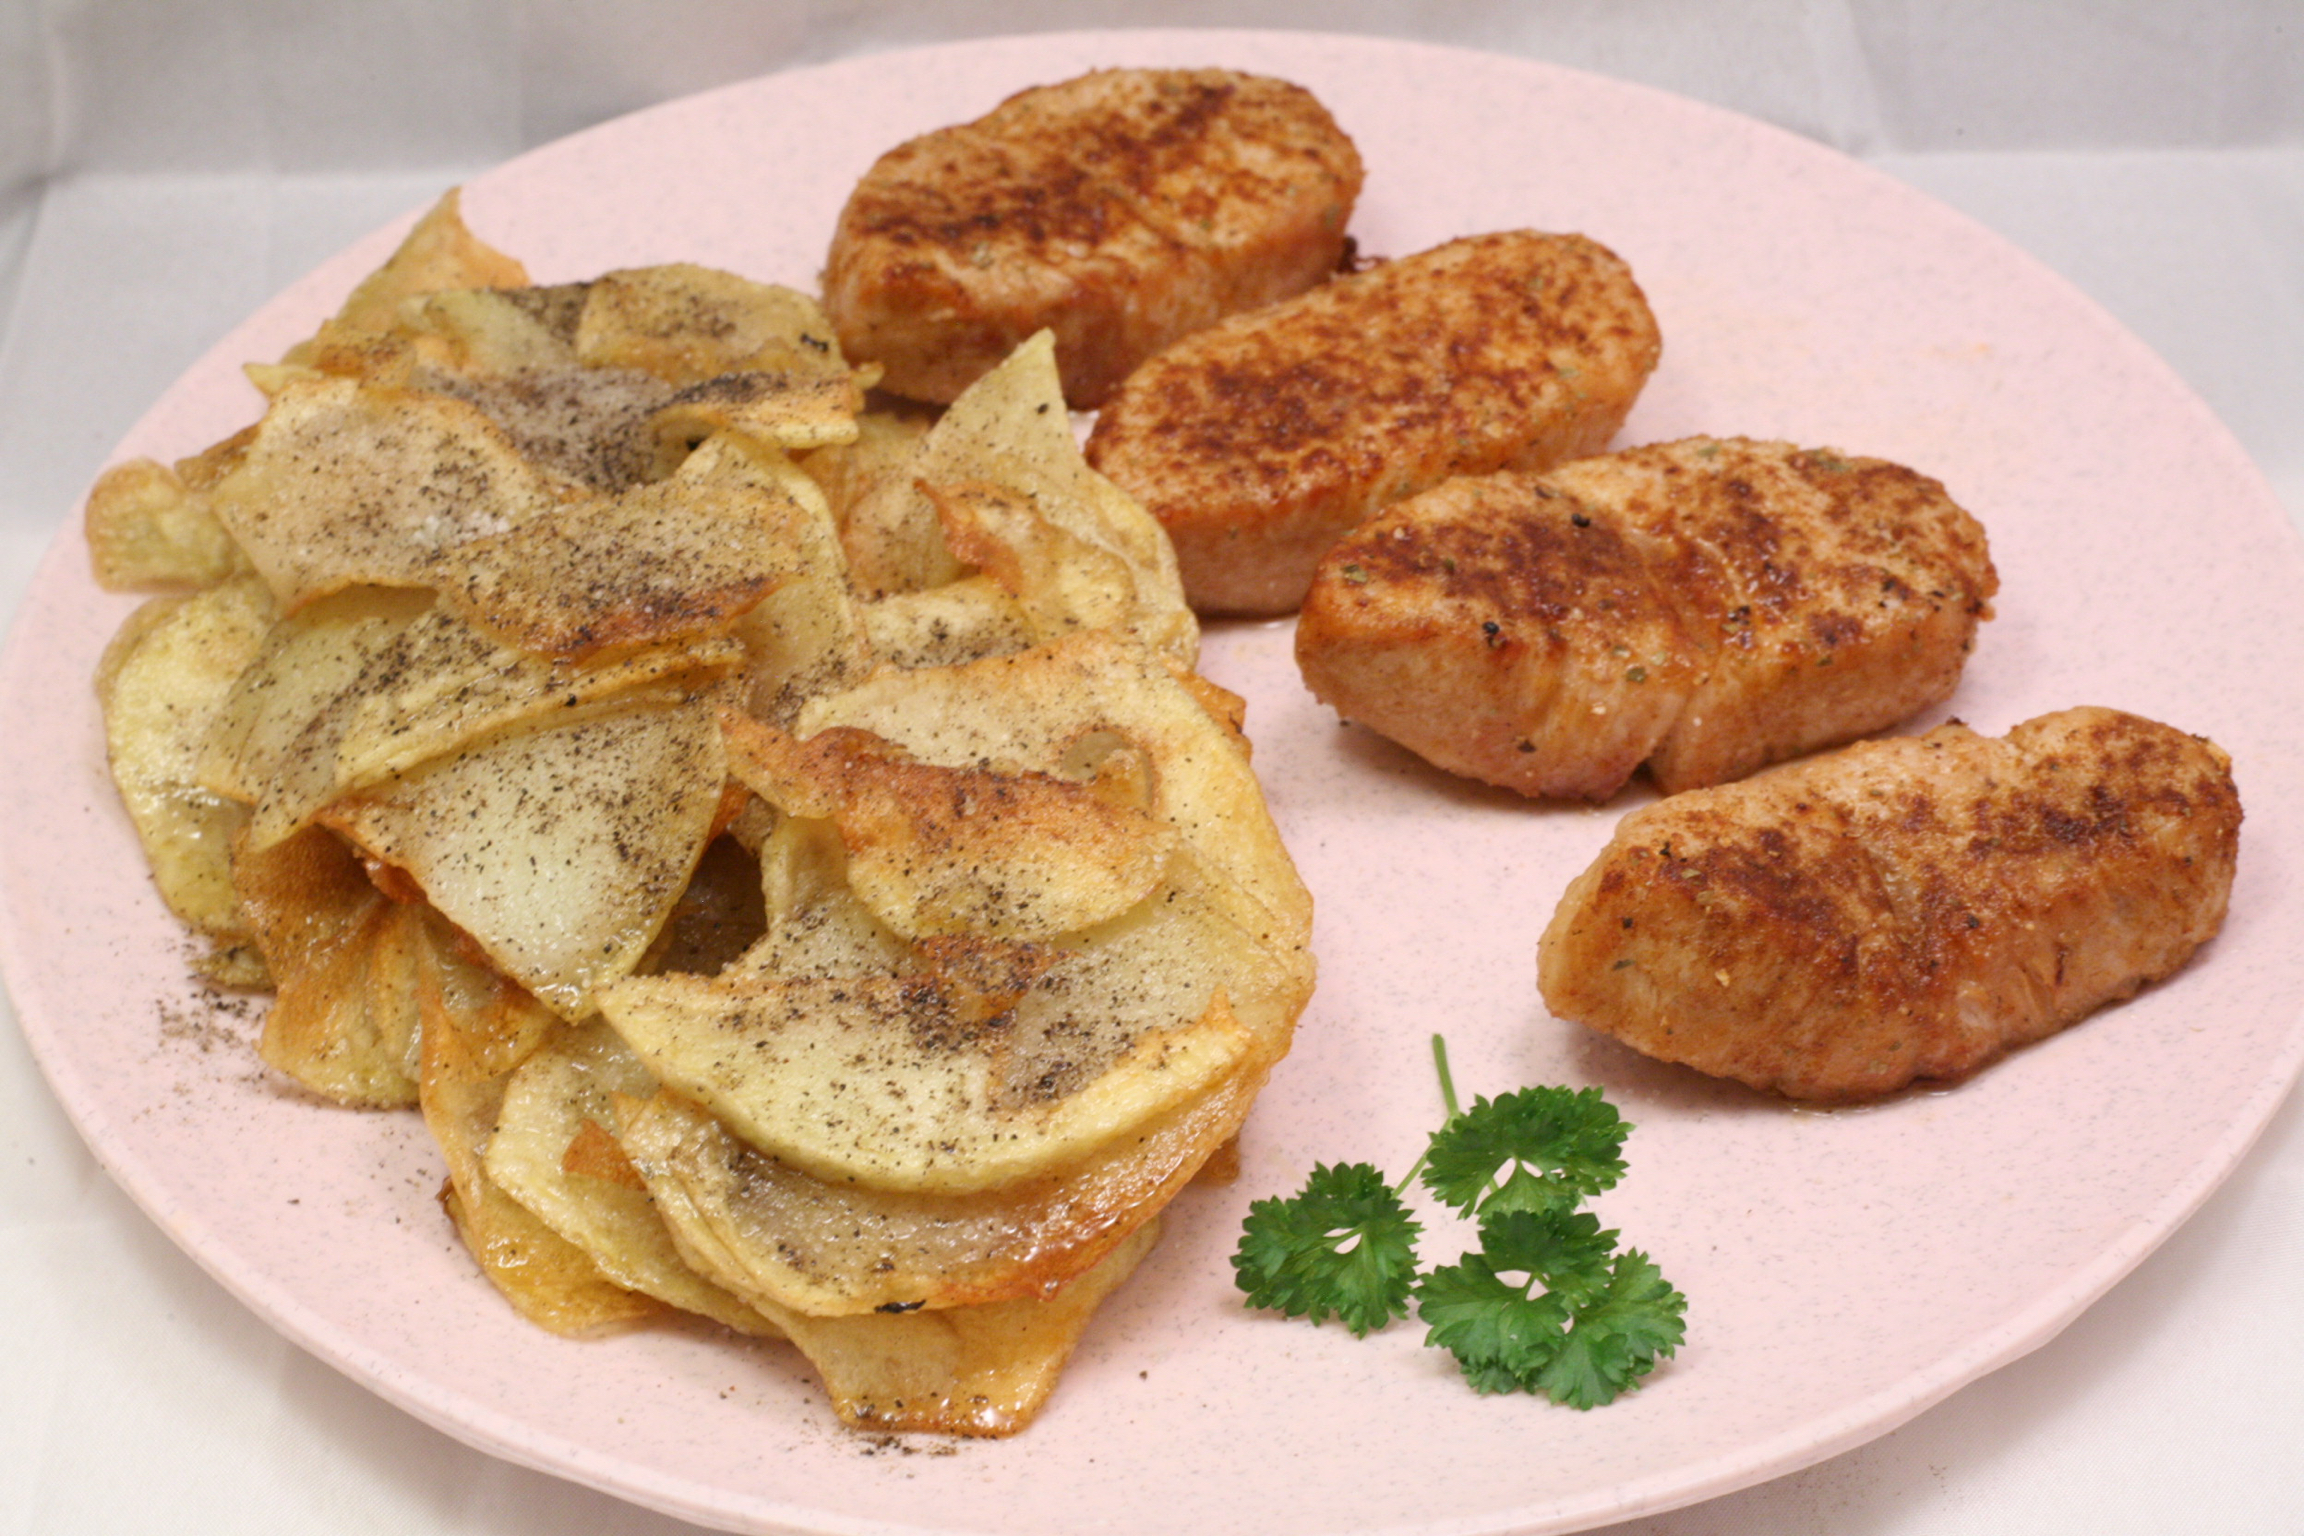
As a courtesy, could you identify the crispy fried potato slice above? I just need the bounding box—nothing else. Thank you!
[764,1217,1160,1437]
[204,588,739,853]
[735,813,911,979]
[573,264,854,388]
[614,1006,1263,1314]
[902,330,1195,663]
[84,455,254,592]
[599,854,1267,1194]
[928,479,1144,644]
[800,405,942,594]
[278,188,530,373]
[411,907,561,1085]
[198,586,433,836]
[802,629,1313,972]
[232,825,422,1106]
[419,1014,665,1335]
[483,1024,781,1334]
[857,578,1031,673]
[325,696,729,1018]
[722,712,1176,942]
[434,433,818,659]
[210,377,578,611]
[329,610,743,793]
[646,370,866,468]
[98,577,275,937]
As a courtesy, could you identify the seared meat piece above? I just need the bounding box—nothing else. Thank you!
[1537,707,2241,1101]
[1295,438,1997,798]
[1085,229,1661,616]
[823,68,1362,409]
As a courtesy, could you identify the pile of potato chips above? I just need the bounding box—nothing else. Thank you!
[89,192,1315,1435]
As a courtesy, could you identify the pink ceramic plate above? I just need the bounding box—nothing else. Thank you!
[6,30,2301,1536]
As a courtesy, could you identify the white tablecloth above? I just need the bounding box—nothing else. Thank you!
[3,4,2299,1532]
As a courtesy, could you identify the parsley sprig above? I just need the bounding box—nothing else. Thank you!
[1231,1037,1687,1408]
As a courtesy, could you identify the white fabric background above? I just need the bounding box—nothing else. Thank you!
[2,3,2299,1532]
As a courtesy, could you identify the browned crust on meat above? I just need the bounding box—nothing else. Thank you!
[823,68,1363,408]
[1295,438,1998,799]
[1296,474,1699,799]
[1536,707,2241,1100]
[1085,229,1662,616]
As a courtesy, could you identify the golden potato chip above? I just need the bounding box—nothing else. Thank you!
[900,330,1195,664]
[763,1217,1159,1437]
[209,376,577,611]
[199,586,434,847]
[434,432,821,659]
[326,695,729,1018]
[279,188,529,371]
[857,578,1031,674]
[722,711,1177,942]
[85,456,254,593]
[412,906,561,1084]
[420,1014,664,1335]
[400,286,582,378]
[802,629,1313,970]
[645,370,866,469]
[233,825,422,1107]
[484,1024,781,1335]
[799,405,941,594]
[97,577,275,936]
[928,479,1143,643]
[614,1012,1263,1314]
[598,860,1263,1195]
[416,363,674,492]
[734,813,910,980]
[329,609,744,793]
[574,264,853,388]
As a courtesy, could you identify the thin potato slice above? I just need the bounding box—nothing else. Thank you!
[615,1014,1264,1314]
[928,479,1144,644]
[574,264,855,388]
[233,825,422,1107]
[858,578,1031,673]
[722,711,1176,942]
[198,585,434,844]
[435,433,819,659]
[599,859,1267,1195]
[84,455,254,593]
[275,188,529,376]
[420,1015,665,1336]
[326,697,729,1018]
[802,629,1314,978]
[800,405,943,595]
[330,609,744,794]
[412,906,562,1085]
[734,814,911,980]
[766,1217,1160,1437]
[210,376,578,611]
[484,1024,781,1335]
[901,330,1195,664]
[98,577,275,937]
[646,370,866,468]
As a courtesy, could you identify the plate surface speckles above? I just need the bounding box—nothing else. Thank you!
[6,29,2303,1536]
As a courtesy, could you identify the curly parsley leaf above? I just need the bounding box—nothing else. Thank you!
[1418,1216,1684,1406]
[1419,1086,1629,1219]
[1231,1162,1422,1337]
[1531,1249,1689,1410]
[1415,1209,1615,1388]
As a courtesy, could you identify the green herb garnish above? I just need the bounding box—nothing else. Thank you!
[1231,1037,1686,1408]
